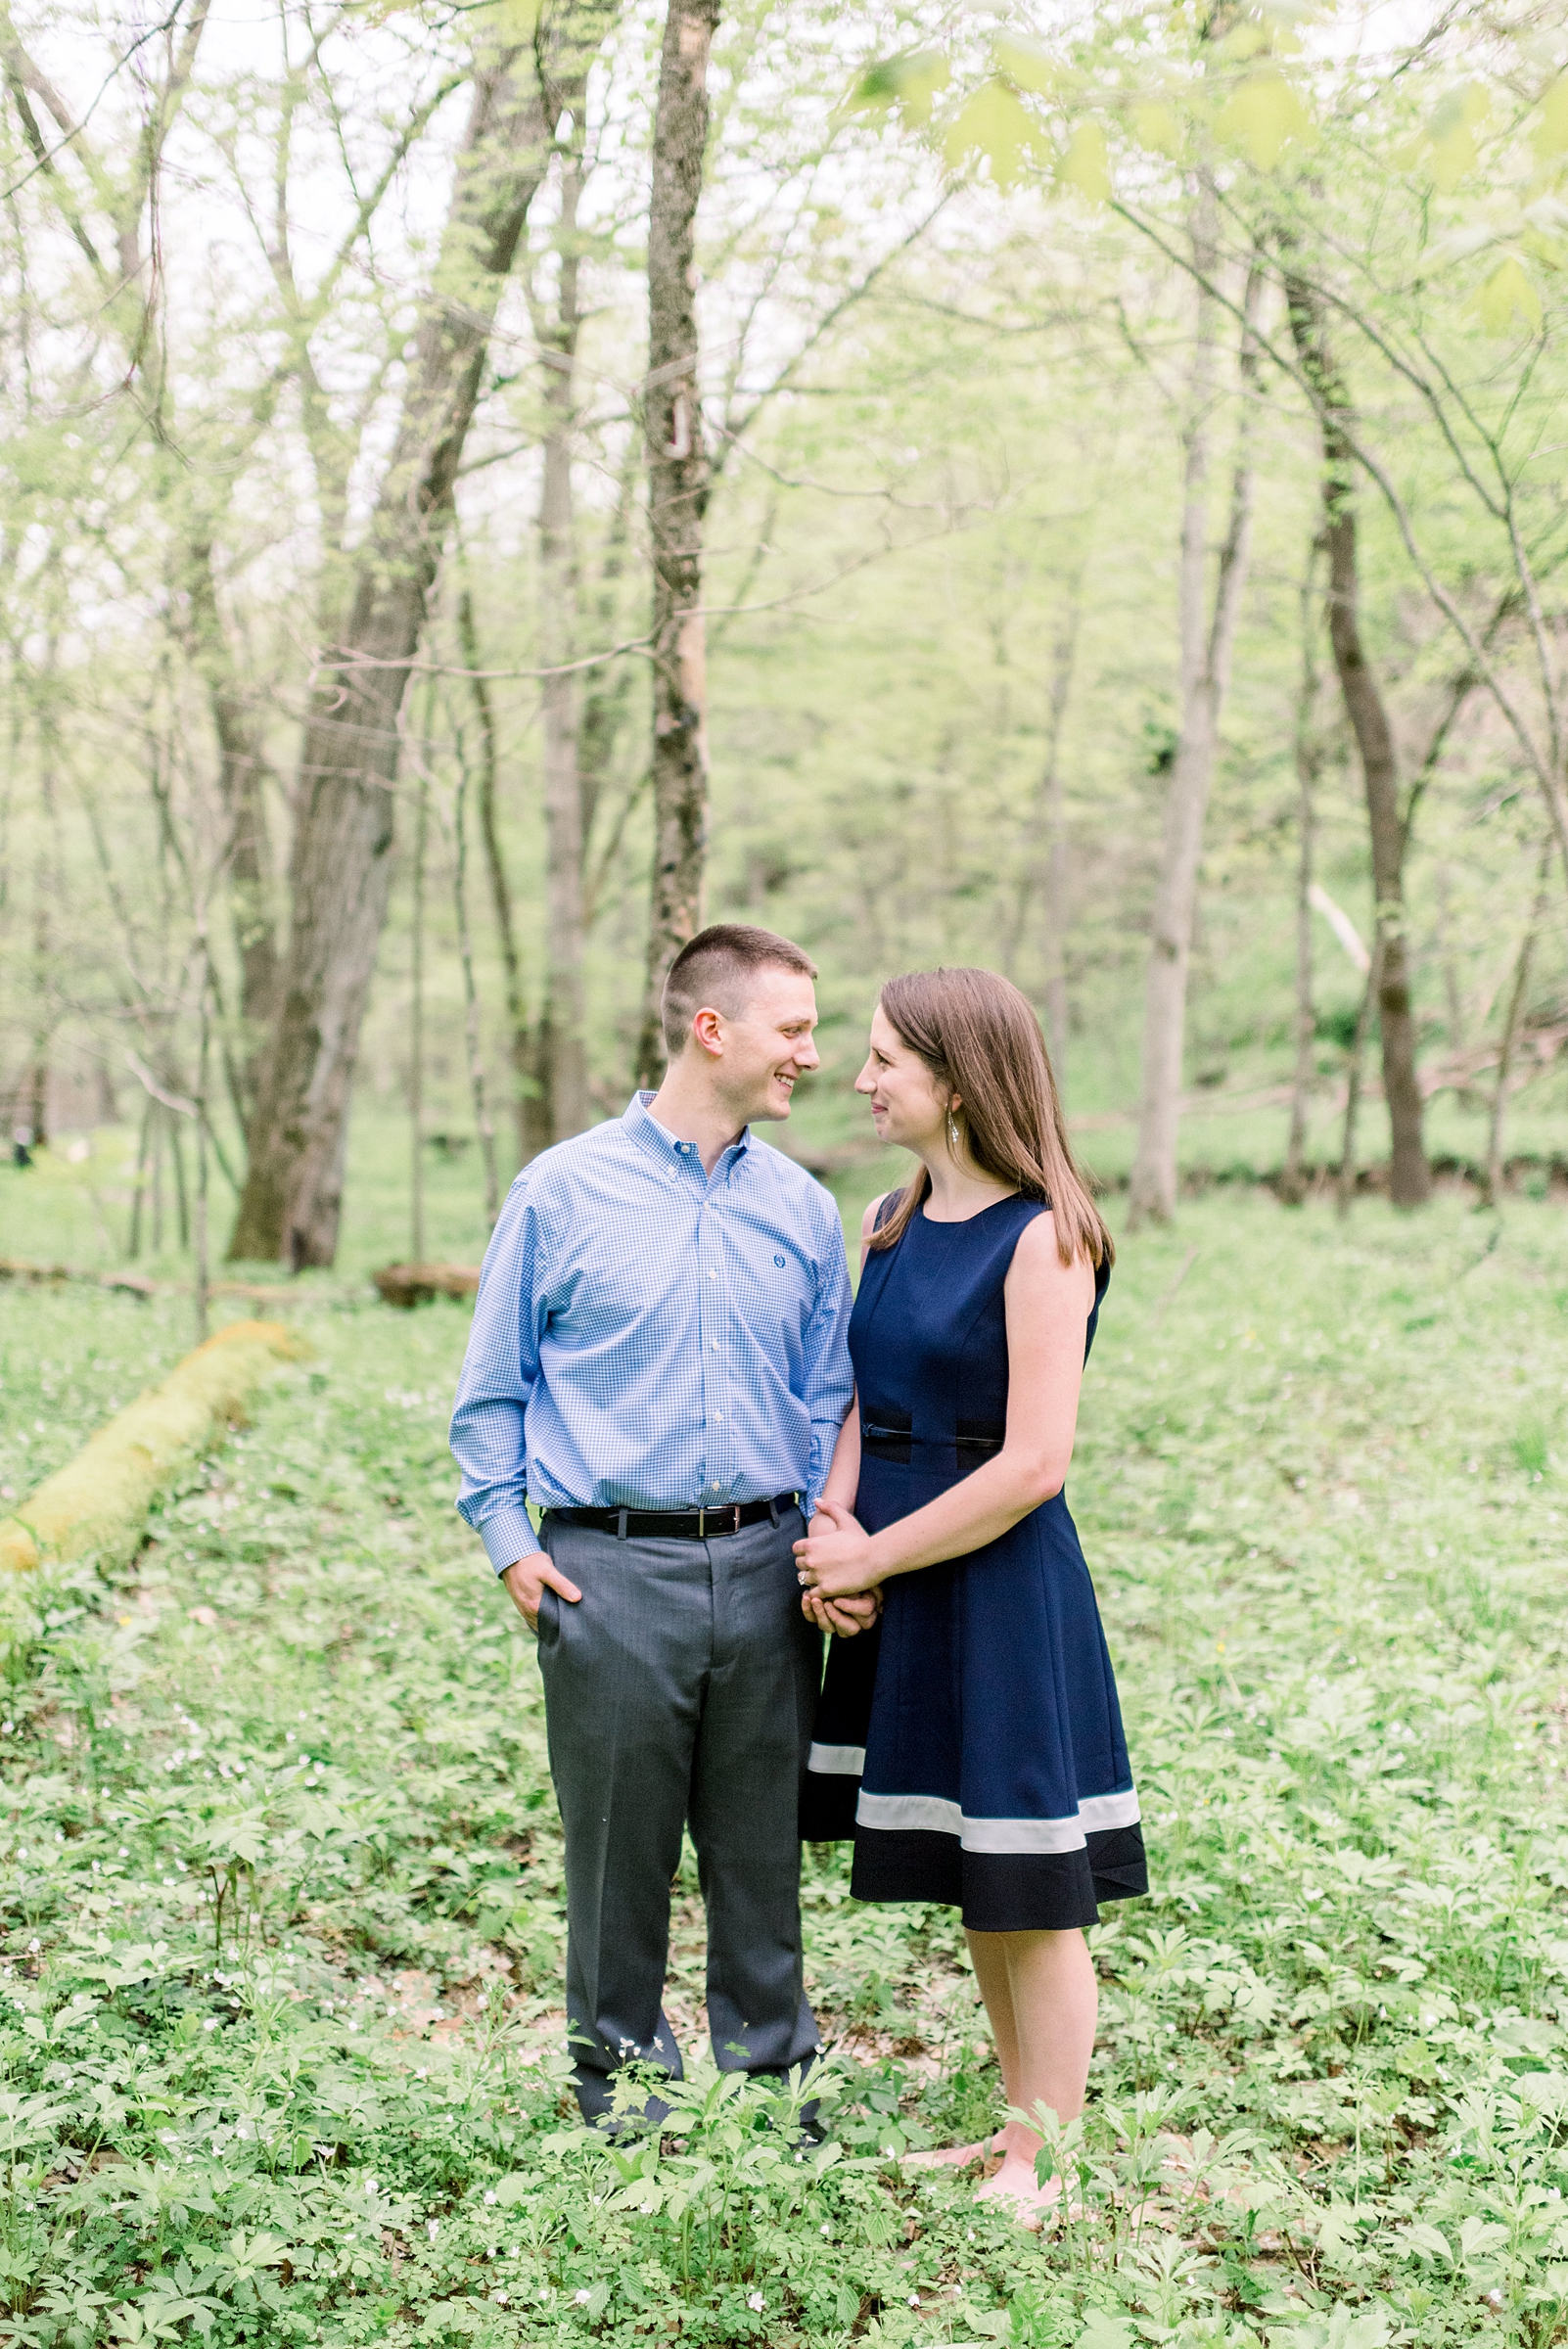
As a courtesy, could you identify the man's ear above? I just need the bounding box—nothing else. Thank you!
[691,1007,725,1059]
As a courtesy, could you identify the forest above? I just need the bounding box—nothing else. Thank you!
[0,0,1564,1245]
[5,0,1568,2344]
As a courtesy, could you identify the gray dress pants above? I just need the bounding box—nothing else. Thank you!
[535,1505,823,2121]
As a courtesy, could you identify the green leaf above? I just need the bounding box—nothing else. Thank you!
[943,82,1040,187]
[493,2173,531,2205]
[993,34,1059,96]
[1216,68,1311,168]
[850,50,950,128]
[484,0,542,34]
[1476,255,1543,333]
[1403,2220,1453,2261]
[1534,76,1568,161]
[1425,82,1490,192]
[1458,2213,1510,2261]
[1076,2315,1136,2349]
[1058,119,1112,205]
[1130,99,1182,159]
[1429,123,1477,192]
[1218,21,1270,61]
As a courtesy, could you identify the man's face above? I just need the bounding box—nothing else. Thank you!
[708,968,820,1124]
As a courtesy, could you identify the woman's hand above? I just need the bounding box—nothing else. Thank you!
[802,1586,883,1637]
[794,1498,880,1598]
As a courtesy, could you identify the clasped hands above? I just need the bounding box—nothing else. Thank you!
[499,1503,883,1643]
[796,1498,882,1639]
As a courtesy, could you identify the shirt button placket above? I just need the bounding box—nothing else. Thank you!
[701,1181,726,1500]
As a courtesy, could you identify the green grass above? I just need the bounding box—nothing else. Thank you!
[4,1192,1568,2344]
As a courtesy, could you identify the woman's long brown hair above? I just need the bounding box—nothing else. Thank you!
[867,967,1114,1269]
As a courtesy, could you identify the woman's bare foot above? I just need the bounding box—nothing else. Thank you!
[974,2151,1063,2231]
[901,2129,1005,2171]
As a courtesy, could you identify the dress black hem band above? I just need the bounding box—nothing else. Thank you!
[848,1821,1148,1933]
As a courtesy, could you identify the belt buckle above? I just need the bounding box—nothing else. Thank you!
[699,1503,740,1538]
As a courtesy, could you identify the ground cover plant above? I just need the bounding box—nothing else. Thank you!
[4,1191,1568,2345]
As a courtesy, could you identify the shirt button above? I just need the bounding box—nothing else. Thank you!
[711,1339,719,1351]
[708,1269,718,1281]
[713,1409,722,1422]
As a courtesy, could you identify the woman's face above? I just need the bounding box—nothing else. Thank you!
[854,1003,950,1153]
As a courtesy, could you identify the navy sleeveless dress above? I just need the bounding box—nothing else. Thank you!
[800,1192,1147,1931]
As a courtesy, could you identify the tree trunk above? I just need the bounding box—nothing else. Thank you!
[459,584,539,1168]
[634,0,720,1090]
[453,740,501,1225]
[1041,719,1072,1078]
[193,937,211,1341]
[28,680,59,1150]
[128,1098,152,1258]
[182,538,278,1120]
[28,892,49,1149]
[579,448,644,928]
[1281,553,1324,1204]
[409,755,428,1267]
[536,141,591,1142]
[228,7,612,1266]
[1483,836,1554,1206]
[1002,580,1082,1074]
[1435,863,1464,1058]
[1337,935,1384,1220]
[1127,214,1260,1229]
[1285,274,1429,1210]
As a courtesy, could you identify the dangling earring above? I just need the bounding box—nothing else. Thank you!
[945,1107,962,1159]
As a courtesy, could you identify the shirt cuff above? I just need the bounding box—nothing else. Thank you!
[479,1504,542,1574]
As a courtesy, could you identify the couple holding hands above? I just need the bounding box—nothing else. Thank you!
[450,924,1145,2225]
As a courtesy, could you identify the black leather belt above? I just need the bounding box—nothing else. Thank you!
[544,1493,797,1541]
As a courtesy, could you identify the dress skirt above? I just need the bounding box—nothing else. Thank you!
[799,1193,1147,1933]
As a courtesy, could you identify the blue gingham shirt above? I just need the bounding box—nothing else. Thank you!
[450,1092,854,1570]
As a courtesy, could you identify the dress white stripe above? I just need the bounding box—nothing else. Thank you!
[807,1742,866,1775]
[854,1784,1140,1855]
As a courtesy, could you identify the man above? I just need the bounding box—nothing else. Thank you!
[450,923,863,2123]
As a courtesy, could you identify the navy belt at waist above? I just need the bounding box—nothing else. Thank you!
[542,1493,798,1541]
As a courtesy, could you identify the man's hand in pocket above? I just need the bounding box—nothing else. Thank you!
[500,1554,583,1635]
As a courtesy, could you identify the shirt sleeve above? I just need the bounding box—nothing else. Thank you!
[450,1174,548,1571]
[802,1197,854,1516]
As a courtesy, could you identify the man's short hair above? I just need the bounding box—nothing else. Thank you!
[661,923,817,1058]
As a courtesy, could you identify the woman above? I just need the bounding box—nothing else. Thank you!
[795,967,1146,2225]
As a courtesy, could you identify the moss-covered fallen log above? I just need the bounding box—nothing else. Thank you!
[0,1318,310,1573]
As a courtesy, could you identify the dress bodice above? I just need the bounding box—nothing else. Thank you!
[848,1192,1108,1482]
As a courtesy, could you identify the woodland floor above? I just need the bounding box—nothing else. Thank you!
[4,1186,1568,2346]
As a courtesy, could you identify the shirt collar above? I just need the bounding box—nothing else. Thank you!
[623,1090,752,1175]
